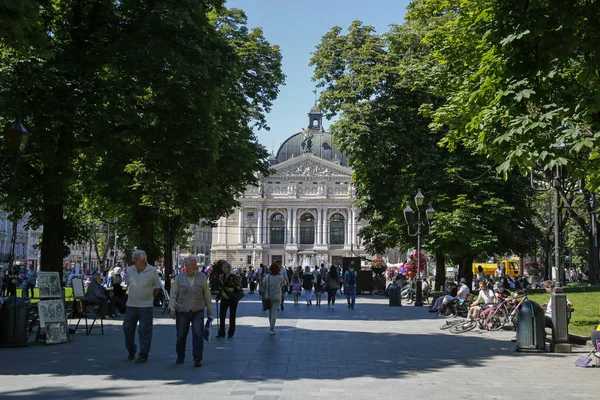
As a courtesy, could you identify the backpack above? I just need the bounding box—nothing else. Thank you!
[347,270,356,285]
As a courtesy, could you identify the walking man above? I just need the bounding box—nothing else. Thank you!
[344,262,358,309]
[169,256,212,367]
[123,250,161,364]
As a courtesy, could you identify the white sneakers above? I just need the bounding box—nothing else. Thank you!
[269,329,276,335]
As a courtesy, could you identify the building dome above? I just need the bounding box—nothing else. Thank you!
[275,131,348,166]
[274,105,348,166]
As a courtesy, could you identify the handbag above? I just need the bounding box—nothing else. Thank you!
[230,291,245,302]
[262,275,272,311]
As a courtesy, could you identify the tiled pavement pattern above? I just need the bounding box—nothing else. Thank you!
[0,296,597,400]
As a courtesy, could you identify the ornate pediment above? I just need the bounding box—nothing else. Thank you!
[271,154,352,178]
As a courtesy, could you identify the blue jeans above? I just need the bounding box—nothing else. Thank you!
[176,310,204,361]
[346,286,356,307]
[123,306,153,358]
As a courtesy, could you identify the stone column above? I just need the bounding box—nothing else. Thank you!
[351,207,356,246]
[257,208,263,245]
[238,208,244,244]
[317,208,323,245]
[344,209,349,245]
[291,208,297,244]
[286,207,292,244]
[266,212,270,245]
[323,208,328,246]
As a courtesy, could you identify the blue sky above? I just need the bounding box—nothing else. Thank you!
[225,0,411,153]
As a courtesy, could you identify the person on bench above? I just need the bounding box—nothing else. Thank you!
[430,278,470,316]
[542,280,572,329]
[86,273,117,318]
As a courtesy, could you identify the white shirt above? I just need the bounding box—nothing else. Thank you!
[456,284,470,302]
[125,264,161,308]
[545,296,571,318]
[477,289,495,305]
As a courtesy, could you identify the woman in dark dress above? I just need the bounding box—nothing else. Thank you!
[217,262,242,338]
[302,266,314,306]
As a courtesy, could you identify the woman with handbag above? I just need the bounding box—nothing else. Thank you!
[262,263,284,335]
[217,262,243,338]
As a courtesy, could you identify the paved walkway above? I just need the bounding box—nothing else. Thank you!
[0,296,597,400]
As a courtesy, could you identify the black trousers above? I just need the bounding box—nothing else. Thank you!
[219,298,238,337]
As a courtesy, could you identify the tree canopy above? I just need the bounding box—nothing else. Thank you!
[310,19,540,283]
[0,1,284,275]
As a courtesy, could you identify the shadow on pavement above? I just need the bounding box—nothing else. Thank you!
[0,296,560,391]
[0,386,130,399]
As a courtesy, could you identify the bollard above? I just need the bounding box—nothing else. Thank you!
[551,287,571,353]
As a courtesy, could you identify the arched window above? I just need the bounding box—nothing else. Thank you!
[313,118,319,128]
[330,213,345,245]
[270,213,285,244]
[300,213,315,244]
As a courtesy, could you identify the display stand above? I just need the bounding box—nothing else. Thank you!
[36,272,70,345]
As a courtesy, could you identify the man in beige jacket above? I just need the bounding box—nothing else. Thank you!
[169,255,213,367]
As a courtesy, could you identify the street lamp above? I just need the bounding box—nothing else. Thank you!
[531,166,571,352]
[1,120,31,284]
[164,205,184,293]
[403,189,435,307]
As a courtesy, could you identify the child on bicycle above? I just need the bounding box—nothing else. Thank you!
[467,281,496,320]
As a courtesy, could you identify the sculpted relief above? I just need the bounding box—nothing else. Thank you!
[275,159,348,177]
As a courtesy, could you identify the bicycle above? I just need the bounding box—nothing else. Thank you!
[486,291,529,331]
[449,302,503,334]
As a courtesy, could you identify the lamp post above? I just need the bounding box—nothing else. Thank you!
[164,206,183,293]
[403,188,435,307]
[531,166,570,352]
[2,121,30,282]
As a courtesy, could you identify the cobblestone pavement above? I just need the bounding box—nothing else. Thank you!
[0,296,596,400]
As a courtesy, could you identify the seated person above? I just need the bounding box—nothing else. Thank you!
[467,281,496,320]
[86,273,117,318]
[494,282,512,301]
[429,280,457,313]
[542,280,572,329]
[432,278,471,315]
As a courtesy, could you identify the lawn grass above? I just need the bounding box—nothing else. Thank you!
[527,291,600,337]
[14,287,74,304]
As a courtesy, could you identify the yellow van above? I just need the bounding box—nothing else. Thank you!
[472,259,520,278]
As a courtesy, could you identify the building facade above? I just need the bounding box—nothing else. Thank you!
[182,223,213,266]
[0,211,42,268]
[211,107,368,269]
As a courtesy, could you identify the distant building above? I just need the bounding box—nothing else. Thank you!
[211,106,368,269]
[0,211,42,268]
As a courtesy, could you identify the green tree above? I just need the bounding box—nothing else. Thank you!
[406,0,600,283]
[0,1,283,284]
[310,19,540,287]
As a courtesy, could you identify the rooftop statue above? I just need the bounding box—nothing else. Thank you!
[301,128,314,153]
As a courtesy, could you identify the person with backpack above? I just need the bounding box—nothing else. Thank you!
[248,269,256,294]
[344,263,358,309]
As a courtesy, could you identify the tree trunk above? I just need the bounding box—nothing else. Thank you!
[458,256,474,289]
[40,203,67,282]
[435,251,446,290]
[134,205,160,265]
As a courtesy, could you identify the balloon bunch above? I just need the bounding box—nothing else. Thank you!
[405,249,427,277]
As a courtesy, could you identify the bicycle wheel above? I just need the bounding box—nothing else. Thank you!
[439,319,465,330]
[449,319,477,334]
[486,315,504,331]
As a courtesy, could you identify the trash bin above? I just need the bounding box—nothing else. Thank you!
[515,300,545,352]
[388,285,402,306]
[0,297,29,347]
